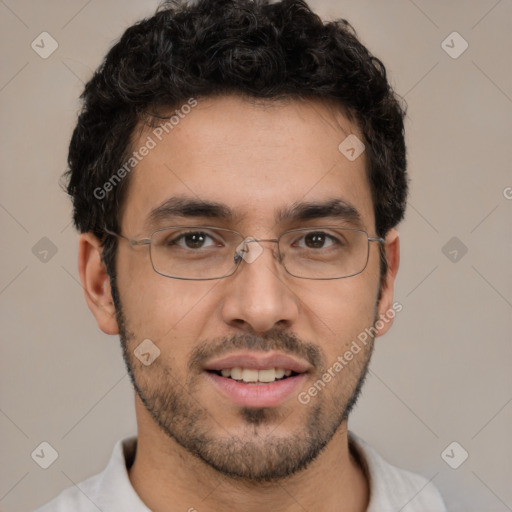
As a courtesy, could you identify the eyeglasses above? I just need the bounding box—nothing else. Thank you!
[104,225,384,281]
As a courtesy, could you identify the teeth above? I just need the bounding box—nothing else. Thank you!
[217,367,294,383]
[231,368,243,380]
[242,369,259,383]
[258,368,277,383]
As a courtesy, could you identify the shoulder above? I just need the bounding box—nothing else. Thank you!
[32,473,103,512]
[348,431,447,512]
[32,436,144,512]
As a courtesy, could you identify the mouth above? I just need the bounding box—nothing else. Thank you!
[203,352,310,408]
[207,367,299,383]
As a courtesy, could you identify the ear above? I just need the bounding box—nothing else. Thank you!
[78,233,119,335]
[375,228,400,338]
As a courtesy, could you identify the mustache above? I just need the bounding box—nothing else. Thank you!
[188,328,324,372]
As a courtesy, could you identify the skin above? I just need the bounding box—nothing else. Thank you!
[79,95,400,512]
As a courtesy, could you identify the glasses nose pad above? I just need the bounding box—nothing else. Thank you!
[234,237,264,265]
[234,251,244,265]
[233,239,248,265]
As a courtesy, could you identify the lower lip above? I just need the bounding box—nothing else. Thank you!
[205,372,307,408]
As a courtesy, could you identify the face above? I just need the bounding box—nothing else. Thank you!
[87,95,398,481]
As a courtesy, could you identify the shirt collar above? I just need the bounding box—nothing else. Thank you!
[97,436,150,511]
[102,433,443,512]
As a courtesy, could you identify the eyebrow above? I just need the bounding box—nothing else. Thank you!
[145,197,234,230]
[276,199,363,226]
[144,196,363,230]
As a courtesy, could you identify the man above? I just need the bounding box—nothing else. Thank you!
[35,0,447,510]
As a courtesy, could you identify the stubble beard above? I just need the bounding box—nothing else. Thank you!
[115,301,375,482]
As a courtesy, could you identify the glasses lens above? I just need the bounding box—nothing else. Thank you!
[279,228,369,279]
[149,227,243,279]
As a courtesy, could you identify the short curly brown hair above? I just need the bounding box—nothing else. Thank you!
[64,0,408,299]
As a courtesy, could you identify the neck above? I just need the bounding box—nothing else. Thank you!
[128,406,369,512]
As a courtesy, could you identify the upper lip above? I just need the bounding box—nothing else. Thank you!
[204,351,311,373]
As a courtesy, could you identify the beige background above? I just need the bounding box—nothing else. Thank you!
[1,1,511,511]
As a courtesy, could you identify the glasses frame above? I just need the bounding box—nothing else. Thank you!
[103,225,385,281]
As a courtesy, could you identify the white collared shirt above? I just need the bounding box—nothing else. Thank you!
[34,432,447,511]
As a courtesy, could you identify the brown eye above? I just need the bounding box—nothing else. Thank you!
[166,231,218,249]
[183,232,208,248]
[303,232,332,249]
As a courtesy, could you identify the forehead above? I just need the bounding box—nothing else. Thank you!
[121,95,374,234]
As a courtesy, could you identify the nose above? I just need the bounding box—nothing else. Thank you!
[220,239,300,333]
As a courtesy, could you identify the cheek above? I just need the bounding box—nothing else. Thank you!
[116,251,216,345]
[299,275,378,358]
